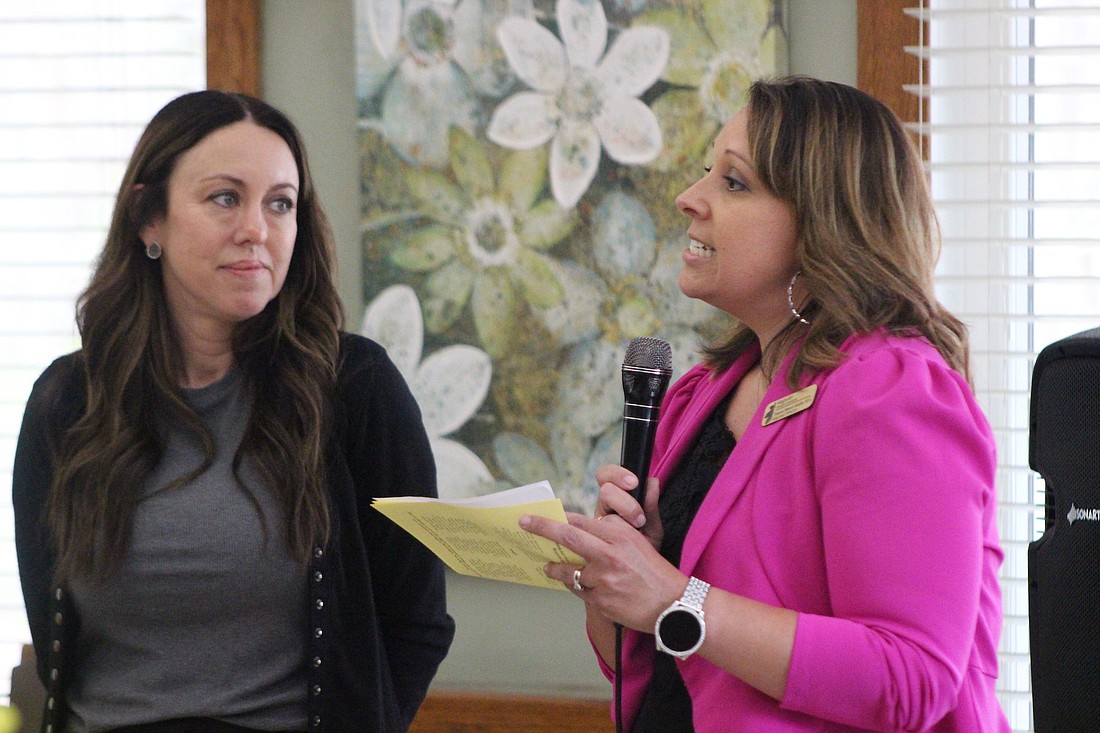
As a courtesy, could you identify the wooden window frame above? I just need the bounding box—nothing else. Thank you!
[206,0,262,95]
[857,0,924,136]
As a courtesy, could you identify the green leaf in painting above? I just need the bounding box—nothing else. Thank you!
[515,250,564,309]
[519,199,580,250]
[402,167,467,222]
[389,225,458,272]
[500,146,548,213]
[423,260,475,332]
[449,126,496,200]
[471,270,518,358]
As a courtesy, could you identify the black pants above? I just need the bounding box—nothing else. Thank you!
[108,719,302,733]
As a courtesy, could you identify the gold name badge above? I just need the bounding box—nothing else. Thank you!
[761,384,818,427]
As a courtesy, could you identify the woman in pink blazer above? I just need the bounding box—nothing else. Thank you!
[521,77,1011,732]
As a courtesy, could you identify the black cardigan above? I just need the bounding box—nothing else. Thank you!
[13,333,455,733]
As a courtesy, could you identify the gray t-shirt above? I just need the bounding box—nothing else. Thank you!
[67,367,308,732]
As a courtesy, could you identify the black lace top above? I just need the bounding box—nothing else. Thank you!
[632,391,735,733]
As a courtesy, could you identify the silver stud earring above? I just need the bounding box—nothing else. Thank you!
[145,241,162,260]
[787,271,810,325]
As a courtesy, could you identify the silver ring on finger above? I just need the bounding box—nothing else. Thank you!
[572,568,589,592]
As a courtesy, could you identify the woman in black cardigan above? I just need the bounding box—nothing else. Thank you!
[13,90,454,733]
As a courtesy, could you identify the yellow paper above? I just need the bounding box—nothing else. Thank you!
[373,481,584,591]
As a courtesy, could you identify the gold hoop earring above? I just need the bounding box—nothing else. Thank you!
[787,271,809,325]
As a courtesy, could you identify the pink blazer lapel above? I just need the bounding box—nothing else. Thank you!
[679,344,809,577]
[652,349,756,488]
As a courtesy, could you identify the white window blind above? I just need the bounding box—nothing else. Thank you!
[0,1,205,701]
[906,2,1100,731]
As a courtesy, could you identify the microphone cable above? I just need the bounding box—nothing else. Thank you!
[615,623,625,733]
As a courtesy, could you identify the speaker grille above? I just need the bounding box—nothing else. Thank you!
[1029,331,1100,732]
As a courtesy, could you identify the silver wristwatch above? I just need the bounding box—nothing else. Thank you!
[654,576,710,659]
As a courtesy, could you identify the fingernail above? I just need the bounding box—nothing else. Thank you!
[518,515,531,529]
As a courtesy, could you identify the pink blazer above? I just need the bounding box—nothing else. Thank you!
[604,331,1011,732]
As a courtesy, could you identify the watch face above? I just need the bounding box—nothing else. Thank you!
[659,608,702,653]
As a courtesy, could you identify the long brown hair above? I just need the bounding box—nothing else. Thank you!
[703,76,970,385]
[48,91,344,583]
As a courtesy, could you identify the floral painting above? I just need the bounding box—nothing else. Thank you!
[355,0,787,511]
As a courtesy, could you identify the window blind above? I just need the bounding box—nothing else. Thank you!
[905,2,1100,731]
[0,1,205,701]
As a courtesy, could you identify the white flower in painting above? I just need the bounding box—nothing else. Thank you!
[356,0,533,167]
[487,0,669,208]
[359,0,531,95]
[361,284,496,499]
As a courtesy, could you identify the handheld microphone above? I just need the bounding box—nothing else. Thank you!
[620,336,673,505]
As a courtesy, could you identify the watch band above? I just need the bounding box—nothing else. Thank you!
[681,576,711,611]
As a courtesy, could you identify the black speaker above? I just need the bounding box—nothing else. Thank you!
[1028,326,1100,732]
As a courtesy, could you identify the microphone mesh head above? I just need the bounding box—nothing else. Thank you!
[624,336,672,370]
